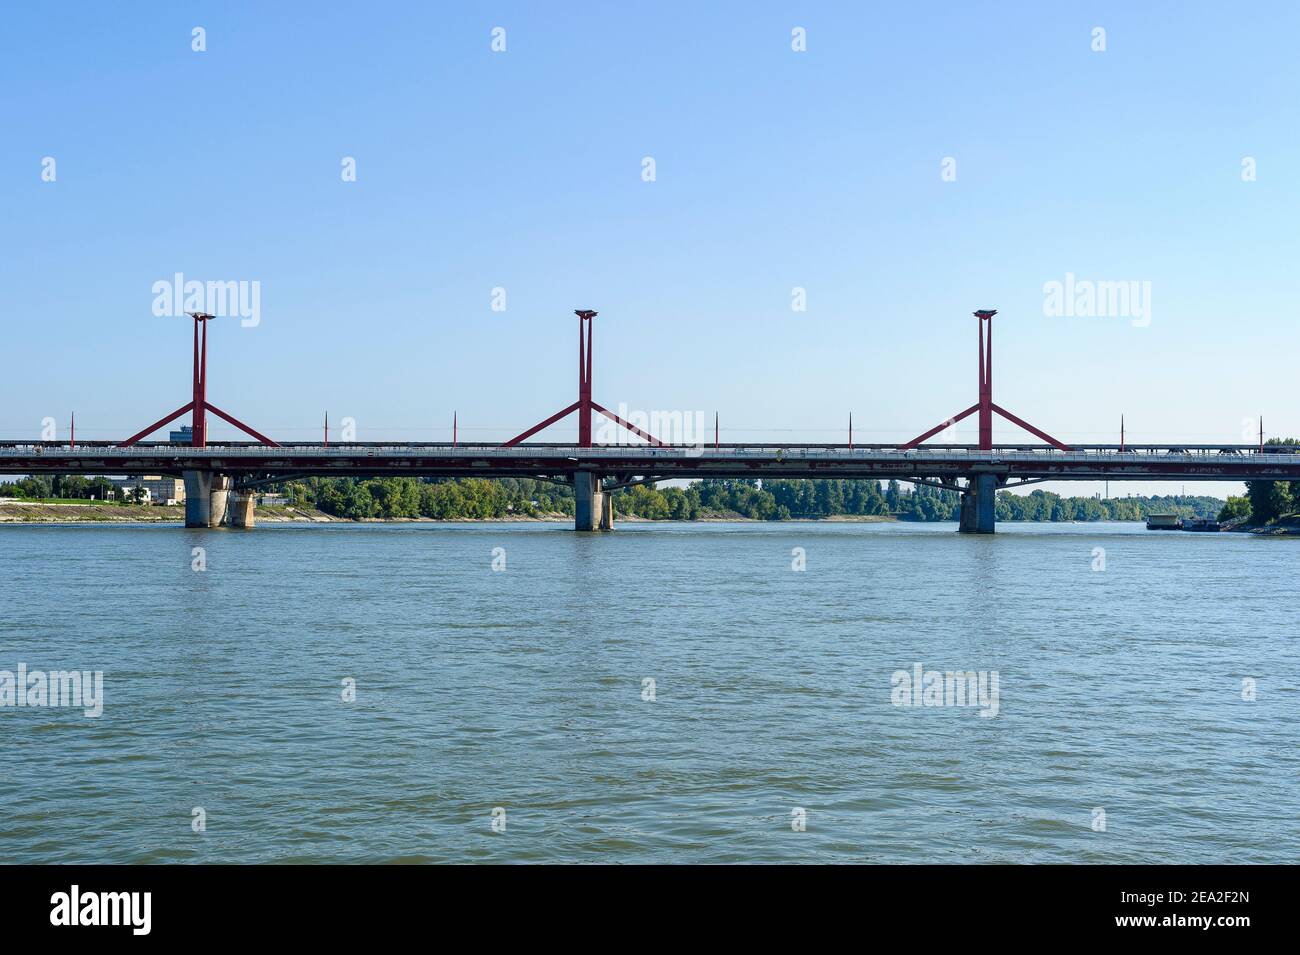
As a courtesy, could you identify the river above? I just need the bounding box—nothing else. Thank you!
[0,520,1294,863]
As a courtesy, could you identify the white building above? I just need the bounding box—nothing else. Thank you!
[111,476,185,505]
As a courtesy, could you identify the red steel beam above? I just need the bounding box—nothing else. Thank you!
[904,308,1069,451]
[991,404,1070,451]
[591,401,665,446]
[121,312,274,448]
[579,312,592,447]
[901,404,979,450]
[193,313,207,447]
[205,402,280,447]
[118,401,195,448]
[502,308,667,447]
[503,401,580,447]
[978,310,992,449]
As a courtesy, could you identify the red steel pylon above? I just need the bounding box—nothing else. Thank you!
[119,312,278,448]
[902,308,1069,451]
[503,310,664,447]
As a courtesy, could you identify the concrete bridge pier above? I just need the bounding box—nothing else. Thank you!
[958,485,975,532]
[574,472,611,532]
[182,471,233,528]
[183,470,212,527]
[959,473,999,534]
[600,487,614,530]
[209,475,232,526]
[228,490,256,528]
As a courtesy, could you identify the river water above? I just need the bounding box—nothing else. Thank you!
[0,520,1295,863]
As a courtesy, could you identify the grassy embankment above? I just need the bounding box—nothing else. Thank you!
[0,500,336,523]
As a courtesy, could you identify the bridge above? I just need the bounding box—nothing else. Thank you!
[6,308,1294,533]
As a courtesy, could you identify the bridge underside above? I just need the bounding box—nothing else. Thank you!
[5,443,1297,532]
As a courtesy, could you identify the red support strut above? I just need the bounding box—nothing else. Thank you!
[978,310,992,448]
[119,312,278,447]
[902,308,1069,451]
[503,310,665,447]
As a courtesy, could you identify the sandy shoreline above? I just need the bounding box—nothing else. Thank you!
[0,500,904,525]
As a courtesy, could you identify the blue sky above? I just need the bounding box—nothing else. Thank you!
[4,2,1298,495]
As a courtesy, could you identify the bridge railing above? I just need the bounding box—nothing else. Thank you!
[1,444,1298,464]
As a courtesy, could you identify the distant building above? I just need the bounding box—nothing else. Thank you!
[258,493,289,506]
[169,426,193,444]
[111,475,185,505]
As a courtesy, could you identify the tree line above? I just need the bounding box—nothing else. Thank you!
[0,474,128,502]
[0,473,1234,523]
[1227,437,1300,525]
[277,476,1225,523]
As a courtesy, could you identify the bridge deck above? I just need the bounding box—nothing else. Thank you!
[3,443,1299,482]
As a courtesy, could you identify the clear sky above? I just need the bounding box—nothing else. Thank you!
[4,1,1298,496]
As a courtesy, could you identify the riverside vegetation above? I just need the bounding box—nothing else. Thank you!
[2,474,1227,523]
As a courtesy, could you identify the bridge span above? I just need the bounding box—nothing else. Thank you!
[11,305,1290,533]
[4,442,1296,533]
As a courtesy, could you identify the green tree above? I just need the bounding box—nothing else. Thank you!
[1218,496,1251,522]
[1246,479,1292,525]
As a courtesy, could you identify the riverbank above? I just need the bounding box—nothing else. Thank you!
[0,501,339,523]
[7,500,1267,529]
[4,500,1254,528]
[0,500,906,525]
[1234,516,1300,536]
